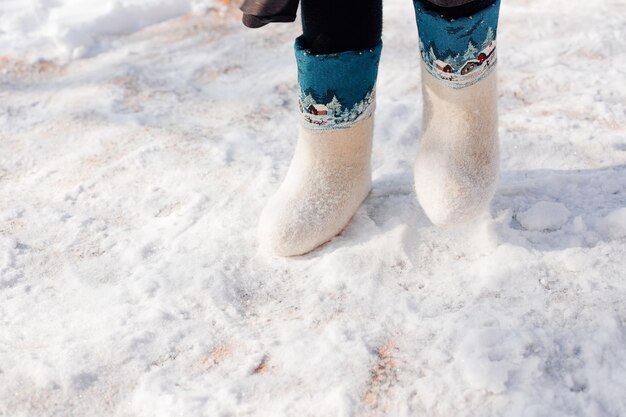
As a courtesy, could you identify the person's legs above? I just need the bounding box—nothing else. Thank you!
[258,0,383,256]
[412,0,501,225]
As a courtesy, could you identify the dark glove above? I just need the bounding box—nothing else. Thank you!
[241,0,300,28]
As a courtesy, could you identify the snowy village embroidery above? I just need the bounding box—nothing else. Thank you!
[294,37,382,130]
[415,0,500,89]
[299,86,376,129]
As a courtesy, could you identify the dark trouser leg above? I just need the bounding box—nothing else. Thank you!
[419,0,495,17]
[300,0,383,55]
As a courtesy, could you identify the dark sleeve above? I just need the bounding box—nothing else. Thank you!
[241,0,300,28]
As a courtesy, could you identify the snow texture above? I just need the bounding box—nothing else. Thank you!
[517,201,572,232]
[1,0,626,416]
[0,0,218,62]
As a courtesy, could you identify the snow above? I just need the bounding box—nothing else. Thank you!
[598,207,626,239]
[517,201,571,231]
[1,0,626,416]
[0,0,218,61]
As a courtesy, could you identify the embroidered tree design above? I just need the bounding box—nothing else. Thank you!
[444,54,460,68]
[320,88,342,105]
[302,87,319,103]
[326,95,342,116]
[428,45,437,64]
[350,100,365,121]
[300,93,316,110]
[482,27,495,50]
[340,108,351,123]
[463,40,479,62]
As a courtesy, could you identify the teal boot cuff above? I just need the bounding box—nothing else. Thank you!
[295,36,382,130]
[414,0,501,89]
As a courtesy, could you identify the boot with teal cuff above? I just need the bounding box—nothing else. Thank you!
[413,0,501,225]
[259,36,382,256]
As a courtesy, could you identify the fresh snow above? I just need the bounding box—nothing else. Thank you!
[1,0,626,416]
[0,0,219,61]
[516,201,571,231]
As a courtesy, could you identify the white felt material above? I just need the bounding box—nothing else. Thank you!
[414,61,499,225]
[258,116,374,256]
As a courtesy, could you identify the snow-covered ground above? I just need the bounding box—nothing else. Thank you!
[1,0,626,415]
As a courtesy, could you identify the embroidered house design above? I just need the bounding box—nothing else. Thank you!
[477,40,496,64]
[420,28,497,88]
[307,104,328,116]
[299,87,375,129]
[434,60,454,73]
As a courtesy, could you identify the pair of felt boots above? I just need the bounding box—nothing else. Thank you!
[260,1,501,256]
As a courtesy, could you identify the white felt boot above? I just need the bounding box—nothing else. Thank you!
[259,116,373,256]
[414,62,499,226]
